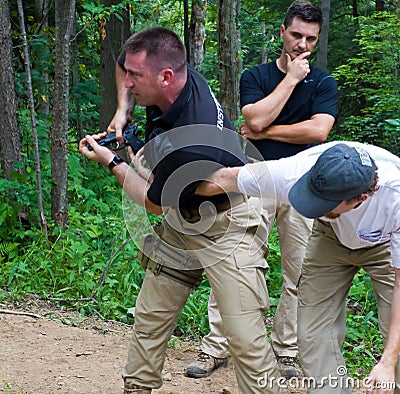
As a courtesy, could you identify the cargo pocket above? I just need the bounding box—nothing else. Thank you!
[138,233,156,270]
[233,252,270,312]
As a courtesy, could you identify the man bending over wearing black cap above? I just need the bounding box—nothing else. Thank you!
[196,141,400,394]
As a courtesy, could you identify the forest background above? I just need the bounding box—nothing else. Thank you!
[0,0,399,378]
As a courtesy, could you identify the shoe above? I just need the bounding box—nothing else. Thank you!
[277,356,302,380]
[124,383,152,393]
[185,352,229,378]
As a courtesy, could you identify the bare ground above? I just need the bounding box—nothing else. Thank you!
[0,301,239,394]
[0,301,366,394]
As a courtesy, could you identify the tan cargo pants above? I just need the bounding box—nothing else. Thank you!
[202,200,313,359]
[298,219,400,393]
[122,198,286,393]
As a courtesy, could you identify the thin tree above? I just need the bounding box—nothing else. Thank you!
[16,0,48,235]
[316,0,330,71]
[352,0,359,32]
[0,0,22,179]
[31,0,51,116]
[260,21,268,64]
[189,0,207,70]
[183,0,190,62]
[71,12,83,143]
[217,0,241,122]
[51,0,76,229]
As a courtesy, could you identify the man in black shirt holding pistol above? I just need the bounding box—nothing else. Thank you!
[80,27,284,394]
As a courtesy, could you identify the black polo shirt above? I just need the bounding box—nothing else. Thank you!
[240,61,338,160]
[117,55,245,209]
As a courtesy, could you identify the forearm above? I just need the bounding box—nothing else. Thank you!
[262,114,334,144]
[115,64,134,114]
[378,269,400,366]
[243,113,334,144]
[242,77,297,133]
[195,167,240,196]
[111,162,162,215]
[366,268,400,393]
[107,65,135,136]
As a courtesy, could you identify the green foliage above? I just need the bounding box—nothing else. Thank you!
[265,225,283,308]
[0,156,143,323]
[240,0,288,69]
[331,12,400,154]
[0,243,19,258]
[176,282,211,340]
[344,271,383,377]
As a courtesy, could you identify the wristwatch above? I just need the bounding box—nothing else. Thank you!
[108,155,125,172]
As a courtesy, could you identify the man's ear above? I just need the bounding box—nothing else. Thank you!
[159,69,174,86]
[359,194,369,202]
[279,24,285,38]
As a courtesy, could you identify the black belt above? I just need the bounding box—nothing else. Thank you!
[180,194,245,219]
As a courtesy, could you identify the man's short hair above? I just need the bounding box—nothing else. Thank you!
[283,1,323,29]
[124,27,186,74]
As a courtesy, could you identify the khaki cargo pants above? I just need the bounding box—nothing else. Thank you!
[298,219,400,393]
[122,198,285,393]
[202,200,313,359]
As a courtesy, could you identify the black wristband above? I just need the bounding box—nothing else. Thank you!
[108,155,125,172]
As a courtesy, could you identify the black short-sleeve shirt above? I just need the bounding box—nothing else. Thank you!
[240,61,338,160]
[118,57,245,208]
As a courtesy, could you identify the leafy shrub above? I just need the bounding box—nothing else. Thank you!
[332,12,400,154]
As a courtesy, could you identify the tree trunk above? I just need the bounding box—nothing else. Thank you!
[217,0,241,122]
[51,0,75,229]
[32,0,50,23]
[375,0,385,11]
[99,1,131,131]
[183,0,190,63]
[17,0,48,234]
[189,0,206,70]
[71,15,83,144]
[0,0,23,179]
[316,0,330,71]
[260,21,268,64]
[352,0,359,32]
[31,0,51,115]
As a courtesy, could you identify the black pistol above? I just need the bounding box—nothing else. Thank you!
[87,124,145,154]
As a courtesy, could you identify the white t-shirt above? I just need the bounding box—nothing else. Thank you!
[238,141,400,267]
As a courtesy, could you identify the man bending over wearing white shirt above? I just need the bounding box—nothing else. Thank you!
[196,141,400,394]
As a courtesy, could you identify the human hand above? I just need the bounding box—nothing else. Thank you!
[107,110,132,143]
[286,52,311,84]
[79,133,115,167]
[128,146,153,181]
[239,122,265,140]
[366,363,396,394]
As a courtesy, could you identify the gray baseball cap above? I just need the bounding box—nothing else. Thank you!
[288,143,376,218]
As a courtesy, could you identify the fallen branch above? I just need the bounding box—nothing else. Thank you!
[0,308,41,319]
[92,236,134,298]
[47,297,97,303]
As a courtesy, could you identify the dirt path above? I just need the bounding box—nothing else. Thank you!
[0,304,238,394]
[0,303,366,394]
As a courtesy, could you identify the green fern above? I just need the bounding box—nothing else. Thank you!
[0,242,18,258]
